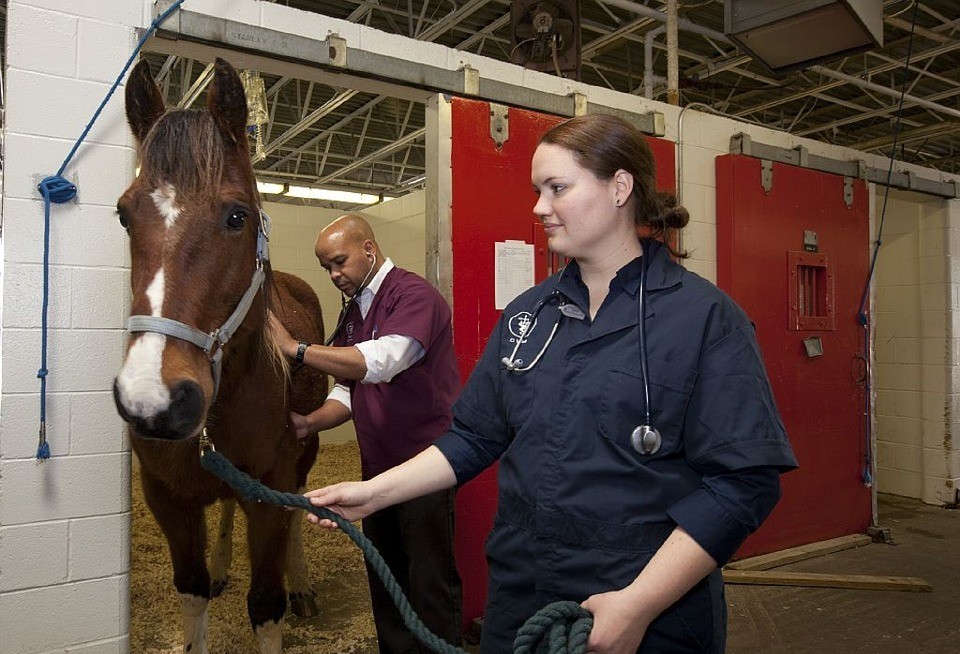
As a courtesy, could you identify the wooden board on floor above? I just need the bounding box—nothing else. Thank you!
[726,534,872,571]
[722,569,932,592]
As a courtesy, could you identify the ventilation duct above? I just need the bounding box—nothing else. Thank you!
[725,0,883,75]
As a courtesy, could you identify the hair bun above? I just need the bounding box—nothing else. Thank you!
[656,192,689,230]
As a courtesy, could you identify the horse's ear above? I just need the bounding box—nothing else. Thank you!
[125,60,165,143]
[208,58,248,145]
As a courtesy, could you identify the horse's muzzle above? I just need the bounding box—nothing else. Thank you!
[113,379,205,441]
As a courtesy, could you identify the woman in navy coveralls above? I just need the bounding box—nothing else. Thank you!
[304,114,798,654]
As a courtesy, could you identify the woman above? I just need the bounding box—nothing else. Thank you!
[305,114,797,654]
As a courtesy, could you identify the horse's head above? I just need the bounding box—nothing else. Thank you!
[114,58,266,441]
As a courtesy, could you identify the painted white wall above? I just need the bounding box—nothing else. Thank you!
[0,2,143,653]
[872,190,960,503]
[265,190,426,445]
[1,0,959,651]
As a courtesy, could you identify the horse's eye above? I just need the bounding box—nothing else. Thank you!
[116,206,129,230]
[225,209,247,231]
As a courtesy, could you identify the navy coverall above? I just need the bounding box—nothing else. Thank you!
[435,240,798,653]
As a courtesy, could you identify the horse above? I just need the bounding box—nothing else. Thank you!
[113,57,327,653]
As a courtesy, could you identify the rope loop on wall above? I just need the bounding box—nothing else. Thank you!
[32,0,187,460]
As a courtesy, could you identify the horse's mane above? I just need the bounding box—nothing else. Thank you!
[140,109,291,385]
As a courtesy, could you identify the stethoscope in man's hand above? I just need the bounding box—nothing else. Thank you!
[500,257,662,456]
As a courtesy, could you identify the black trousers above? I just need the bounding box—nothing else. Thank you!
[362,488,463,654]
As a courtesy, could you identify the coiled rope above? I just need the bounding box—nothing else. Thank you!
[33,0,187,459]
[199,443,593,654]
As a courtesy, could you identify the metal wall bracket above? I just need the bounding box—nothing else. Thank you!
[793,144,809,167]
[730,132,752,155]
[647,111,666,137]
[461,64,480,96]
[490,103,509,149]
[761,159,773,194]
[571,92,588,117]
[327,34,347,67]
[844,177,854,207]
[728,131,960,200]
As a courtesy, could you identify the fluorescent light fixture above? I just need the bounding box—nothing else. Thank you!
[256,181,286,195]
[401,174,426,187]
[285,186,381,204]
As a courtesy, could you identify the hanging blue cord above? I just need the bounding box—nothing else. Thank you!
[855,2,919,485]
[33,0,187,460]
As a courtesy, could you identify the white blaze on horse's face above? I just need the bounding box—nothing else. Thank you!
[116,267,171,419]
[150,182,180,228]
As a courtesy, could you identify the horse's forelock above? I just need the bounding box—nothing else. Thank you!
[139,110,232,200]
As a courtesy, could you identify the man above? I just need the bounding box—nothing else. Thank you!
[269,213,463,654]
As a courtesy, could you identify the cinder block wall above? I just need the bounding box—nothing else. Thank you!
[0,2,142,652]
[872,189,960,504]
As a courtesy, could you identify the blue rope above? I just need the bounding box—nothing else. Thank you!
[33,0,187,460]
[854,1,919,486]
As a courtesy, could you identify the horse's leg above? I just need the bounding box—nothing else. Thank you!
[141,472,211,654]
[209,497,236,597]
[244,500,289,654]
[287,433,320,617]
[285,489,319,617]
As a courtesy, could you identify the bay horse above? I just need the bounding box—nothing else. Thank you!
[113,57,327,653]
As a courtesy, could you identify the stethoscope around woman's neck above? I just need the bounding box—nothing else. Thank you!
[500,254,662,456]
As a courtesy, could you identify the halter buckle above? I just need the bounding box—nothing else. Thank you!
[199,427,216,455]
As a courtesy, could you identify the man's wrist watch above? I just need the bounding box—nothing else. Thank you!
[295,341,309,364]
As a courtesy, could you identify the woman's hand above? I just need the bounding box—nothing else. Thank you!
[303,481,377,529]
[581,589,651,654]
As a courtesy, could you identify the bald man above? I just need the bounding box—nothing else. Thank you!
[270,214,463,654]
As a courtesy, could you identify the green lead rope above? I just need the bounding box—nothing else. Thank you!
[198,444,593,654]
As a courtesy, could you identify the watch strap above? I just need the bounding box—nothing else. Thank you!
[295,341,309,364]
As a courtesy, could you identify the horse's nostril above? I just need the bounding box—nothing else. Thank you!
[168,380,205,436]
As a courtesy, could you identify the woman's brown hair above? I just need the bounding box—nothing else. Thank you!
[539,113,689,257]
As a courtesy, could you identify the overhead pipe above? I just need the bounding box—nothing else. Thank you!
[597,0,732,43]
[644,25,666,99]
[666,0,679,105]
[810,65,960,121]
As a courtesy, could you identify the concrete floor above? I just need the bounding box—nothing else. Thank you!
[726,493,959,654]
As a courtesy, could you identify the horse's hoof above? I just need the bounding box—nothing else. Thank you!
[210,578,229,598]
[288,590,320,618]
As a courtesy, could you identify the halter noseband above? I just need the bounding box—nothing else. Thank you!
[126,210,272,401]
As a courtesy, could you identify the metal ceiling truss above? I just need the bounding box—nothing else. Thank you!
[144,0,960,210]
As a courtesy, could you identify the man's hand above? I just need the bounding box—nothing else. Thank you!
[267,310,297,358]
[289,412,314,440]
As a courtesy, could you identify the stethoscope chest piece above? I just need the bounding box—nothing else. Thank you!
[631,424,662,455]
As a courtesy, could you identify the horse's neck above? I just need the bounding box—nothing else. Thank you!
[215,324,283,406]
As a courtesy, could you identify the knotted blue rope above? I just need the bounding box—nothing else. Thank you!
[33,0,187,460]
[199,445,593,654]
